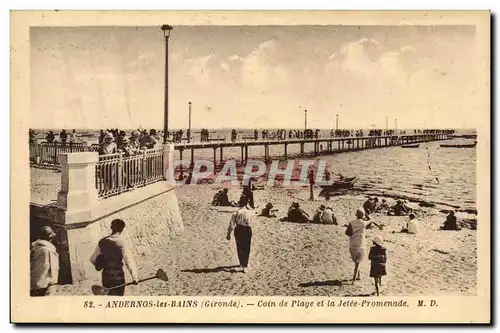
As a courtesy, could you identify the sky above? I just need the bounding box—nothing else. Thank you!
[30,25,477,130]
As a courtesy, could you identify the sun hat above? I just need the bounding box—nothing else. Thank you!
[373,235,383,246]
[104,132,114,140]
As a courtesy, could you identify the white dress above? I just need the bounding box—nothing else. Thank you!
[348,218,368,263]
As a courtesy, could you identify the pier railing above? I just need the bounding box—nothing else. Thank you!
[31,142,91,166]
[95,147,164,199]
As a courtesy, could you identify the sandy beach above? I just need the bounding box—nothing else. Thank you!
[55,181,477,297]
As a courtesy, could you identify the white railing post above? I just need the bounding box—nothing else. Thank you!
[57,152,99,222]
[163,143,175,182]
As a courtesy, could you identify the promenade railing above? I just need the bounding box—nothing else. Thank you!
[37,142,88,166]
[95,147,164,199]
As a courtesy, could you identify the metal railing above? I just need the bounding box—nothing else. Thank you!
[29,143,39,164]
[37,142,88,165]
[95,147,164,199]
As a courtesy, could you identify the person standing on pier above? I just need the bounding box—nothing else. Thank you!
[90,219,139,296]
[59,129,68,144]
[46,131,55,143]
[226,199,255,273]
[140,129,159,149]
[99,132,117,155]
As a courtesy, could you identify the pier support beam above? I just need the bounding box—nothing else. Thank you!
[179,149,184,176]
[190,149,194,168]
[245,145,248,164]
[284,144,288,159]
[300,143,304,156]
[220,147,223,165]
[213,148,217,168]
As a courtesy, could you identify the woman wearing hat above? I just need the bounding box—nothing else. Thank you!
[345,208,382,284]
[30,226,59,296]
[226,198,256,272]
[369,235,387,296]
[99,132,117,155]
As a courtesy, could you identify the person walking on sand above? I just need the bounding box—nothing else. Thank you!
[90,219,139,296]
[345,208,382,284]
[30,226,59,296]
[226,199,255,273]
[369,235,387,296]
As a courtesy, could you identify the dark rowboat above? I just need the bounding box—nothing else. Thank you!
[440,142,477,148]
[320,176,357,191]
[401,144,420,148]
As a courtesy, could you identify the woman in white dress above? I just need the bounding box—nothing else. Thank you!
[345,208,382,284]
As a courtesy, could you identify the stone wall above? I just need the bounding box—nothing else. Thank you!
[66,188,183,283]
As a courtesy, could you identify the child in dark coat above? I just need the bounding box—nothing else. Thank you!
[369,235,387,296]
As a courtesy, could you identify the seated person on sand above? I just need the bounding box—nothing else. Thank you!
[211,190,223,206]
[322,207,337,225]
[401,213,419,234]
[313,205,338,225]
[238,193,249,208]
[363,197,379,217]
[390,200,411,216]
[286,202,310,223]
[219,188,238,207]
[259,203,278,218]
[376,199,390,212]
[441,211,461,231]
[312,205,326,223]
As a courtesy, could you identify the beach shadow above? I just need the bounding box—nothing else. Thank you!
[181,265,242,274]
[343,292,378,297]
[298,279,349,288]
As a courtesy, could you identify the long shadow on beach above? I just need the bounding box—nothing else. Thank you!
[343,292,378,297]
[298,279,349,288]
[181,265,242,274]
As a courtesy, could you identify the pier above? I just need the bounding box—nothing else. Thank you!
[174,133,450,167]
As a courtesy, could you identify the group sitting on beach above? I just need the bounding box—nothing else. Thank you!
[363,197,412,217]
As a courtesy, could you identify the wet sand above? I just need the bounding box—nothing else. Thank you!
[56,184,476,296]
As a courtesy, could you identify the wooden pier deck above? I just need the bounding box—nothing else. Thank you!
[173,133,450,166]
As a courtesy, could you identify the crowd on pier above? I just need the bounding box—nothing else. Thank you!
[29,127,456,149]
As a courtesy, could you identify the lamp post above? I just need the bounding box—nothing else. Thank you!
[395,118,398,134]
[336,114,339,130]
[161,24,173,144]
[304,109,308,132]
[188,101,192,143]
[385,116,388,131]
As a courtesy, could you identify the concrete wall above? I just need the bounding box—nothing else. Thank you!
[30,145,182,285]
[67,188,183,283]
